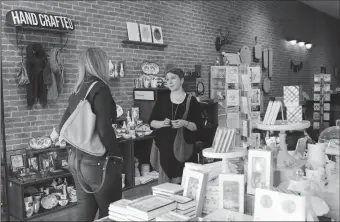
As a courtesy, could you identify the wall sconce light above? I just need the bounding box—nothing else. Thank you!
[289,40,297,45]
[305,43,312,49]
[298,41,305,47]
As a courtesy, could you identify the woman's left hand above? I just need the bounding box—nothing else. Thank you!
[171,119,188,128]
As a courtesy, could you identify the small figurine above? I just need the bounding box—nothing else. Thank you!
[119,62,125,78]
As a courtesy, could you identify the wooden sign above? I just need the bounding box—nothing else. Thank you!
[6,10,75,31]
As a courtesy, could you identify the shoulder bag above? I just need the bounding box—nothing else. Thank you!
[173,94,194,162]
[60,81,106,156]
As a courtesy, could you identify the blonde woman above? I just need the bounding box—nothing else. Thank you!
[59,48,122,221]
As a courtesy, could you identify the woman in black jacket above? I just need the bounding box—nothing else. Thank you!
[59,48,122,221]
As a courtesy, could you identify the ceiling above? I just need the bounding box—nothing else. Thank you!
[301,0,340,20]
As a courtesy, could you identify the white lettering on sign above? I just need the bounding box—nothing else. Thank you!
[7,10,75,31]
[38,14,45,26]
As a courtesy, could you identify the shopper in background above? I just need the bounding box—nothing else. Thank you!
[149,68,203,184]
[59,48,122,221]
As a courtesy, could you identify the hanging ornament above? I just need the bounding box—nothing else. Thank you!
[290,60,303,72]
[109,60,115,78]
[119,62,125,77]
[114,62,119,78]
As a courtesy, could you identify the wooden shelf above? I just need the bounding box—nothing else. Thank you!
[23,202,77,221]
[122,40,168,48]
[9,170,72,186]
[26,145,71,155]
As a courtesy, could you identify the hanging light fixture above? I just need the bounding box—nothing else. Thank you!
[305,43,312,49]
[298,41,305,47]
[289,40,297,45]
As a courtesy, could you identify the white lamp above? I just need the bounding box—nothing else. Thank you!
[305,43,312,49]
[298,41,305,47]
[289,40,297,45]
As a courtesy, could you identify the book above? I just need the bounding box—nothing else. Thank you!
[108,211,129,221]
[152,182,184,195]
[176,206,195,214]
[204,208,253,221]
[169,195,195,210]
[156,211,191,221]
[127,195,177,220]
[108,199,131,216]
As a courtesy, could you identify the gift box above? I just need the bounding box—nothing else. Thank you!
[283,86,302,107]
[286,106,302,123]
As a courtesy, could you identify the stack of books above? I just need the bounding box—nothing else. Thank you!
[126,195,177,221]
[152,182,184,197]
[169,195,196,218]
[108,199,131,221]
[156,211,191,221]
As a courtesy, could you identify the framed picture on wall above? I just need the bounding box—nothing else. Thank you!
[219,174,245,213]
[151,26,163,44]
[139,24,152,43]
[126,22,140,41]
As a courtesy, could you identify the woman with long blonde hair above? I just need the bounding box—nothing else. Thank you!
[59,48,122,221]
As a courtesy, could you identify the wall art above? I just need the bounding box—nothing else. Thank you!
[126,22,140,41]
[151,26,163,44]
[254,188,306,221]
[28,157,39,171]
[219,174,245,213]
[139,24,152,43]
[247,149,273,195]
[10,154,24,173]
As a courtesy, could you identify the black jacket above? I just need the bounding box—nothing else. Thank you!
[26,43,48,108]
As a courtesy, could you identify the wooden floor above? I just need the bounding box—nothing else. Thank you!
[5,181,157,221]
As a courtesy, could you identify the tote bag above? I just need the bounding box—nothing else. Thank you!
[173,95,194,162]
[60,81,106,156]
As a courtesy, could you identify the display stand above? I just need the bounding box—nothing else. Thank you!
[255,120,310,168]
[202,147,246,173]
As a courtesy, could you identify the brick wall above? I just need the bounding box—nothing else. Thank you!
[1,0,340,150]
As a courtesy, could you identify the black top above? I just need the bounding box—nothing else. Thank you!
[59,77,121,157]
[148,94,203,178]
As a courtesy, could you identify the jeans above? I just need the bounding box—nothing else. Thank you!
[68,148,122,221]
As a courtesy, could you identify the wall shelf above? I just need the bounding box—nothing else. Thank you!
[122,40,168,48]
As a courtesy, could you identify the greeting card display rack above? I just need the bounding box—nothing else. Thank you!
[255,120,310,169]
[313,74,331,131]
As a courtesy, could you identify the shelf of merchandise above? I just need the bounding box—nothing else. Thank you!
[9,170,72,186]
[20,202,77,221]
[122,40,168,48]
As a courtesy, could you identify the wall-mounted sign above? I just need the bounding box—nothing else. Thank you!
[6,10,75,32]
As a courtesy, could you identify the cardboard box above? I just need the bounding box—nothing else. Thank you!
[283,86,302,107]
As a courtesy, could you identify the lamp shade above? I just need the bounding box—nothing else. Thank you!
[298,41,305,47]
[289,40,297,45]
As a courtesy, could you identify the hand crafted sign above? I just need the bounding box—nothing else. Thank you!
[6,10,75,32]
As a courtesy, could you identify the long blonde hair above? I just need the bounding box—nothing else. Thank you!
[73,48,110,93]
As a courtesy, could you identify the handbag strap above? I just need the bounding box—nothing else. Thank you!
[182,94,192,120]
[83,81,98,100]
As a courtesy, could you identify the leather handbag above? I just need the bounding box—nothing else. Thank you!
[60,81,106,156]
[173,95,194,162]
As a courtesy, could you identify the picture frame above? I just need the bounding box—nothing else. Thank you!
[139,24,152,43]
[247,149,273,195]
[28,157,39,171]
[151,26,163,44]
[254,188,306,221]
[183,169,208,217]
[219,174,245,213]
[10,154,24,173]
[251,89,261,106]
[126,22,140,41]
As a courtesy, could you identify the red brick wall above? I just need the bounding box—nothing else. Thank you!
[1,0,340,150]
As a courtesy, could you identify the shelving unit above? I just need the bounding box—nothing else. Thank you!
[121,40,168,48]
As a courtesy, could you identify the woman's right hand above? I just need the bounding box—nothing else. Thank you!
[163,118,171,127]
[163,118,171,126]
